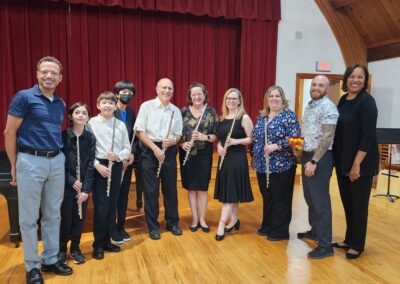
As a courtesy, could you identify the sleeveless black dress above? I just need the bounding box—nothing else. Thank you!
[214,117,253,203]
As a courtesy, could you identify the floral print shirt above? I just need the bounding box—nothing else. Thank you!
[302,95,338,152]
[252,109,300,174]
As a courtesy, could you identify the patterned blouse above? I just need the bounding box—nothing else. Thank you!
[302,95,338,152]
[181,105,219,156]
[252,109,300,174]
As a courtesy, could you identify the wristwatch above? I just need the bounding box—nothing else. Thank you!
[207,135,211,141]
[310,159,317,165]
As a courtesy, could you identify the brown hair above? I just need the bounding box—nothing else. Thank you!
[37,56,63,74]
[68,102,91,126]
[96,91,117,104]
[187,82,209,105]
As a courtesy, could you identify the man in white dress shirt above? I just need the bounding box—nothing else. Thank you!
[134,78,183,240]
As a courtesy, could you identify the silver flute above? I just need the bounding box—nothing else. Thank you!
[107,117,117,197]
[218,110,237,170]
[264,117,270,189]
[121,129,136,184]
[182,103,208,166]
[157,111,175,178]
[76,134,83,219]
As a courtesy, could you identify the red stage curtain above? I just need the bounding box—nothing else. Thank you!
[65,0,281,21]
[0,0,279,149]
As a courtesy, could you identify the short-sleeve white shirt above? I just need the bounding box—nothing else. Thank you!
[134,97,183,141]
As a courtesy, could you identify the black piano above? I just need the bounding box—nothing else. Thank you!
[0,150,20,247]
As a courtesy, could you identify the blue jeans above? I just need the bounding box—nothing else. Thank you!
[16,152,65,271]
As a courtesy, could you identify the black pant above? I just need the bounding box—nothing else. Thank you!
[117,164,133,231]
[59,188,89,252]
[134,166,143,208]
[336,173,373,252]
[141,143,179,232]
[257,164,296,238]
[92,160,122,249]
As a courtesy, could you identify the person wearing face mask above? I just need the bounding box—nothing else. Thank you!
[333,65,379,259]
[111,80,140,245]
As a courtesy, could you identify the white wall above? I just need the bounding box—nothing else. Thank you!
[275,0,345,109]
[369,58,400,128]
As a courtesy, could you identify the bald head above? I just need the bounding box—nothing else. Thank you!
[310,75,330,101]
[156,78,174,106]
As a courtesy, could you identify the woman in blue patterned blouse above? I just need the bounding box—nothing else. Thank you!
[252,85,300,241]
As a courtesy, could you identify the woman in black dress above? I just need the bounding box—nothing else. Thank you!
[332,64,379,259]
[179,82,218,232]
[214,88,254,241]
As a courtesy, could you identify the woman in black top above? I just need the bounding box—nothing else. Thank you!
[332,64,379,259]
[179,82,218,232]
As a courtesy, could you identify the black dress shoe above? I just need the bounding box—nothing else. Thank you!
[297,231,317,241]
[215,233,225,241]
[26,268,43,284]
[189,224,199,232]
[346,250,362,259]
[257,229,268,236]
[224,219,240,233]
[267,235,289,241]
[332,242,350,249]
[150,231,161,240]
[167,225,183,236]
[92,248,104,260]
[41,261,73,276]
[199,224,210,233]
[103,243,121,252]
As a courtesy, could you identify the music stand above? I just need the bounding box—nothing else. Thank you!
[374,128,400,203]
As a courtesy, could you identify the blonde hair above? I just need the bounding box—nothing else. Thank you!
[259,85,289,117]
[220,88,247,121]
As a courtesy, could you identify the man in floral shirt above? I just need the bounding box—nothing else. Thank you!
[298,75,339,259]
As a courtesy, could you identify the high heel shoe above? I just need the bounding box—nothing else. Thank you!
[224,219,240,233]
[215,233,225,241]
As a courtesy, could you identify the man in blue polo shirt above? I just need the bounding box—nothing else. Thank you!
[4,56,73,284]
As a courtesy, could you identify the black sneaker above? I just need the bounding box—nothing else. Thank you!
[307,246,334,259]
[111,231,124,245]
[57,251,67,265]
[120,229,132,242]
[71,250,86,264]
[26,268,43,284]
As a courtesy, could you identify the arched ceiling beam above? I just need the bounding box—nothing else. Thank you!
[315,0,367,66]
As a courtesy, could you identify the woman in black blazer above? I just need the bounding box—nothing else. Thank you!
[332,64,379,259]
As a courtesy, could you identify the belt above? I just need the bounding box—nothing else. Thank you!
[18,147,61,158]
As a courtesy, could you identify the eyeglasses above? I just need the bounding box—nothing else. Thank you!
[226,97,239,101]
[38,70,60,77]
[191,93,204,97]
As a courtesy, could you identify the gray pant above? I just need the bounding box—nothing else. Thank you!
[301,151,333,248]
[16,152,65,271]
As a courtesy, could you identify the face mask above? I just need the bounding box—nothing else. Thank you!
[119,94,133,105]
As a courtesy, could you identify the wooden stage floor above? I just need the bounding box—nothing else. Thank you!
[1,164,400,283]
